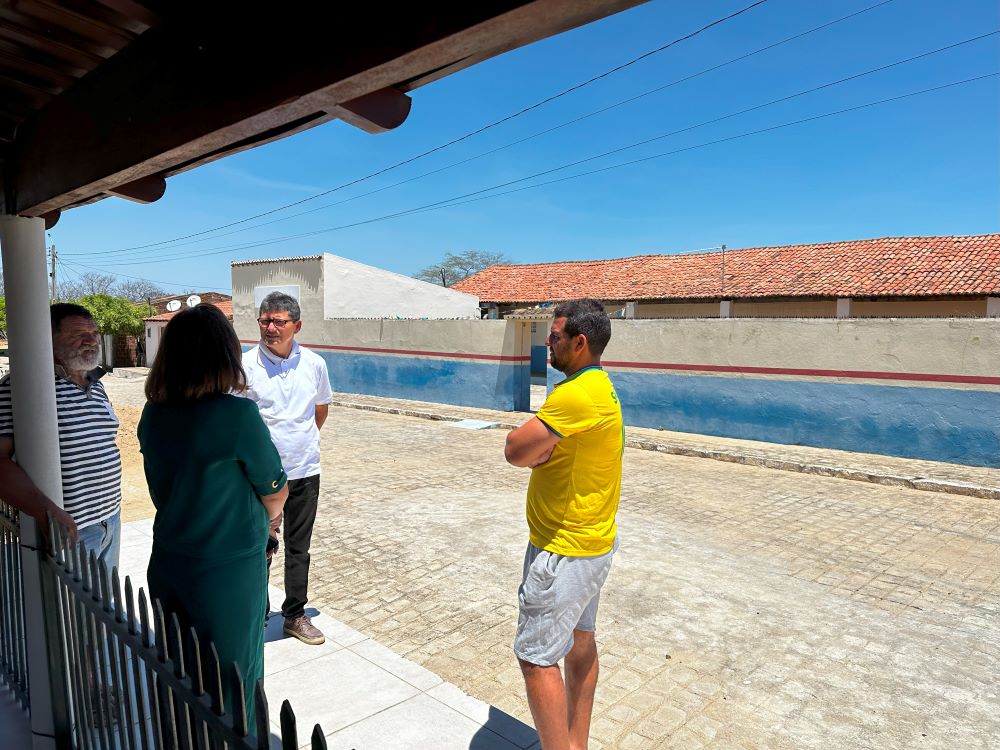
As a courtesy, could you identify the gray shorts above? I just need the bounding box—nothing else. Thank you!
[513,540,617,667]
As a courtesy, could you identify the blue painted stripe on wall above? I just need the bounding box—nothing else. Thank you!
[606,370,1000,468]
[317,350,529,411]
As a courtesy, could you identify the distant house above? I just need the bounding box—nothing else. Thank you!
[230,253,481,323]
[143,293,232,364]
[453,234,1000,321]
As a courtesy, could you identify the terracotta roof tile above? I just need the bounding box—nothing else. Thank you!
[452,235,1000,303]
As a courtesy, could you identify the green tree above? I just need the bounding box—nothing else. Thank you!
[414,250,510,287]
[75,293,146,336]
[0,296,6,335]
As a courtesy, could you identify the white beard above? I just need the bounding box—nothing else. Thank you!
[59,347,99,372]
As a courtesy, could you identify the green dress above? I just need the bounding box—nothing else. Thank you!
[138,395,287,725]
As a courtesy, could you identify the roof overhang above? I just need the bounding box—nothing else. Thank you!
[0,1,644,223]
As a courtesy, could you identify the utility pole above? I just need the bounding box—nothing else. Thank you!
[48,243,58,301]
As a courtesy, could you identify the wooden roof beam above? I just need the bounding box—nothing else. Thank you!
[105,174,166,203]
[3,0,644,216]
[327,87,412,135]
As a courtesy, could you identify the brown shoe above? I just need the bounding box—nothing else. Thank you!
[283,615,325,645]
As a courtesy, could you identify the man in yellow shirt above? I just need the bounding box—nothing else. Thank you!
[505,298,623,750]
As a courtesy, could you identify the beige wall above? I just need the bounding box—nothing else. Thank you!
[851,299,986,317]
[636,302,720,318]
[732,300,837,318]
[602,317,1000,378]
[302,318,518,357]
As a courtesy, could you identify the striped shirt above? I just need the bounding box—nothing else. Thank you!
[0,371,122,529]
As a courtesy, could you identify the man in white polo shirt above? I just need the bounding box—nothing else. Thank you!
[243,292,332,645]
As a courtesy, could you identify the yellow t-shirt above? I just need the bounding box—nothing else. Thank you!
[527,367,623,556]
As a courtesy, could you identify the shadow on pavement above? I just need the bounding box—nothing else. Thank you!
[468,705,538,749]
[264,606,321,644]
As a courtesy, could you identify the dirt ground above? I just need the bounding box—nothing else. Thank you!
[104,376,156,521]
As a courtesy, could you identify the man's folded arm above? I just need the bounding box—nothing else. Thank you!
[505,417,562,468]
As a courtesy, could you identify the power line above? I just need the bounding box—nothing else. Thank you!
[102,70,1000,266]
[93,72,998,268]
[416,73,999,214]
[67,0,902,261]
[90,37,997,266]
[81,1,770,256]
[60,259,230,293]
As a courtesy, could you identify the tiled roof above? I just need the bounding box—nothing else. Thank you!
[231,255,323,266]
[145,299,233,322]
[452,235,1000,303]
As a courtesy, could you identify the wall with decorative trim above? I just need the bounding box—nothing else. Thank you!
[549,318,1000,467]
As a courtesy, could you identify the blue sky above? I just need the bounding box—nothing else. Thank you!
[51,0,999,294]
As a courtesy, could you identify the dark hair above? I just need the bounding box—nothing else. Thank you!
[50,303,94,334]
[553,298,611,356]
[145,304,246,402]
[259,292,300,321]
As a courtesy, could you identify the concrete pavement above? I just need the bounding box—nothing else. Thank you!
[95,377,1000,748]
[288,397,998,750]
[115,519,538,749]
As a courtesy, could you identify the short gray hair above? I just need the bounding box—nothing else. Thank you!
[259,292,300,321]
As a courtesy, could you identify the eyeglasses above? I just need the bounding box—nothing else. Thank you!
[257,318,295,328]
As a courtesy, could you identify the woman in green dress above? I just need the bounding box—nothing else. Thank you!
[138,304,287,725]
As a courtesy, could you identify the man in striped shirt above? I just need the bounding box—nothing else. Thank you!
[0,303,122,571]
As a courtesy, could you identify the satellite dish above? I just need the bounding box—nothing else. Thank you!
[186,295,202,307]
[166,299,181,312]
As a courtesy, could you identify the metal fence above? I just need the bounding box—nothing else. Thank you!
[0,513,331,749]
[0,499,28,709]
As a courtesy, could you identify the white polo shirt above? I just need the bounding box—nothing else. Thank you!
[242,340,333,480]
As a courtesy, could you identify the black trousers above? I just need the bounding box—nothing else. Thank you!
[268,474,320,619]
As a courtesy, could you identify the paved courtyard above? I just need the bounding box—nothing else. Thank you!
[104,377,1000,749]
[293,407,999,750]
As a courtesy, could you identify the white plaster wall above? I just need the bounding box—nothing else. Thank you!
[322,254,479,319]
[231,258,325,341]
[602,318,1000,378]
[145,321,166,364]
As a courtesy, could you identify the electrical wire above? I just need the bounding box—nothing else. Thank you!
[79,1,771,256]
[66,0,902,261]
[92,71,998,267]
[60,259,230,293]
[89,33,997,266]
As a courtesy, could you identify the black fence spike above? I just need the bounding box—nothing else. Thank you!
[87,549,100,600]
[125,577,140,636]
[111,567,125,623]
[44,511,57,558]
[169,612,186,680]
[138,587,153,649]
[311,723,329,750]
[70,537,83,584]
[97,559,112,612]
[279,700,298,750]
[229,661,249,738]
[187,626,205,696]
[253,679,270,749]
[153,598,169,662]
[206,642,225,716]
